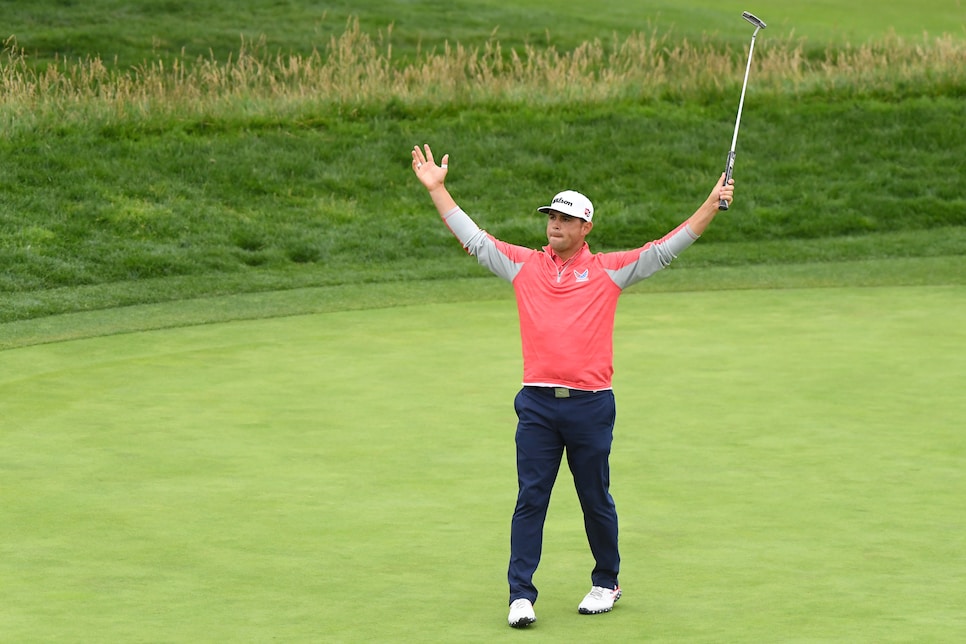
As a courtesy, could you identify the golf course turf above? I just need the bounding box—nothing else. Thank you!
[2,283,963,641]
[2,0,964,640]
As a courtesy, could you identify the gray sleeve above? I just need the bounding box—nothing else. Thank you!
[442,207,525,283]
[442,207,483,248]
[606,223,700,289]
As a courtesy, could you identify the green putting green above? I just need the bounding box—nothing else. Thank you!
[1,285,963,641]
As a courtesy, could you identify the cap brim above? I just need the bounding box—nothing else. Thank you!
[537,206,590,221]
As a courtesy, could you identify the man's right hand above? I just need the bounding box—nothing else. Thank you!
[412,144,458,216]
[412,144,449,192]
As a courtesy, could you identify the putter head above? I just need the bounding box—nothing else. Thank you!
[742,11,767,30]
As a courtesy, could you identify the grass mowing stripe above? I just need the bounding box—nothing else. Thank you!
[1,285,963,641]
[2,255,964,351]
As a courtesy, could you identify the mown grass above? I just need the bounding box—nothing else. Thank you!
[3,255,963,351]
[0,12,964,327]
[3,285,964,640]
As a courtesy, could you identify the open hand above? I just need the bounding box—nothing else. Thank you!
[412,144,449,191]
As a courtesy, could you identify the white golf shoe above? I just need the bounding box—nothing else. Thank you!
[578,585,621,614]
[508,598,536,628]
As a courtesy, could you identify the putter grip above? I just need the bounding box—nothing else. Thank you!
[719,150,736,211]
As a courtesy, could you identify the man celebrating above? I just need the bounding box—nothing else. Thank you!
[411,143,734,628]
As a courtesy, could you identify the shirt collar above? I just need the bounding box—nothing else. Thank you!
[546,242,590,266]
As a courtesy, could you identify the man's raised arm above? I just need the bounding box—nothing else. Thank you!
[412,144,457,217]
[685,173,735,236]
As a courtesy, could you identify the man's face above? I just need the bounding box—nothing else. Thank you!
[546,211,592,256]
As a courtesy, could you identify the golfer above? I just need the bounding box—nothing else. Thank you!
[411,143,734,628]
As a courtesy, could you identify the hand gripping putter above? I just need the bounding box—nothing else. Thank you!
[719,11,767,211]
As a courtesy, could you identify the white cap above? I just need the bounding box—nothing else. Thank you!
[537,190,594,222]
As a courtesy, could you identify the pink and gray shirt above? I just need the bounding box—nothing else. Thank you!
[441,206,699,391]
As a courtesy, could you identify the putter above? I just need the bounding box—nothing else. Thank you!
[719,11,767,211]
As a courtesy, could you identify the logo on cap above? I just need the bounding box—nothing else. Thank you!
[537,190,594,221]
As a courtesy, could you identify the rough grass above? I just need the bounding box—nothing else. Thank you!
[1,21,963,126]
[0,18,963,325]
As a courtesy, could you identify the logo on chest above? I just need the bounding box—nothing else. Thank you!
[573,268,590,283]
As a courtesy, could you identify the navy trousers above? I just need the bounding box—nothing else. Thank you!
[508,386,619,604]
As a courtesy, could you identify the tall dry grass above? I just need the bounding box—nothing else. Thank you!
[0,18,963,126]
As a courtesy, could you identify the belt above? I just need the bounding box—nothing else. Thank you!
[526,386,598,398]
